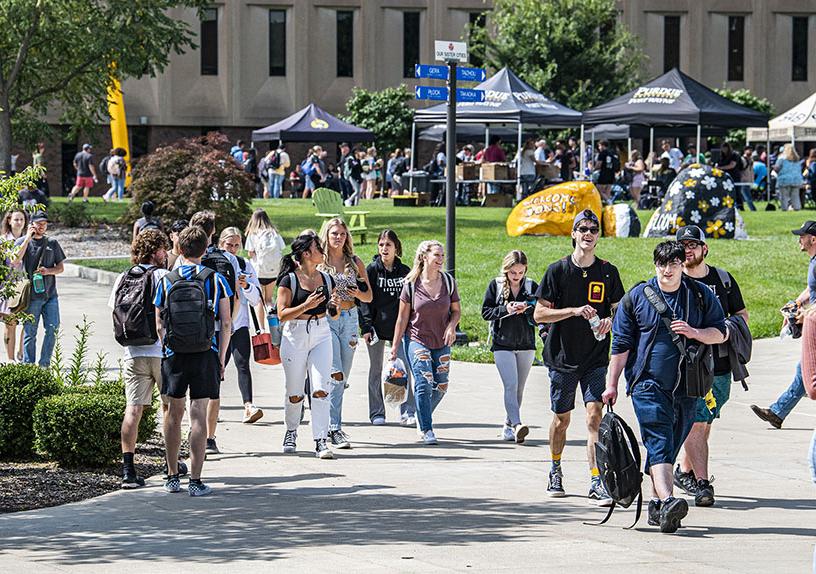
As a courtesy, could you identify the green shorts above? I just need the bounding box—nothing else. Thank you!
[694,373,732,424]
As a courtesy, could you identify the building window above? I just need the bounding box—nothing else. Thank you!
[200,7,218,76]
[468,12,486,67]
[336,11,353,77]
[403,12,420,78]
[269,10,286,76]
[793,16,808,82]
[663,15,680,72]
[727,15,744,82]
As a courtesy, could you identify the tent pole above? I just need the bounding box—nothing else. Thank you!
[590,129,595,179]
[516,122,522,201]
[579,124,585,180]
[696,125,701,164]
[627,137,632,158]
[485,125,490,150]
[766,131,771,202]
[409,121,416,193]
[649,127,654,159]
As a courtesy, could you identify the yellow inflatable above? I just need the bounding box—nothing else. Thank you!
[506,181,603,237]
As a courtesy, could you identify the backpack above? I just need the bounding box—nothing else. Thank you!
[113,266,161,346]
[201,248,237,315]
[590,406,643,528]
[98,155,110,177]
[107,156,122,177]
[161,267,216,353]
[406,272,456,308]
[243,155,257,175]
[712,266,731,296]
[251,229,283,277]
[268,151,281,170]
[301,157,316,176]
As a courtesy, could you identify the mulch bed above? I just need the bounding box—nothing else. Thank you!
[0,433,186,514]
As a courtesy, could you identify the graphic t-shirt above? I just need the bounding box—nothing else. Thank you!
[536,256,625,374]
[692,266,746,375]
[595,149,617,184]
[16,236,66,299]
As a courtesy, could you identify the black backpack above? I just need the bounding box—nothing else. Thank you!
[98,155,111,178]
[161,267,216,353]
[591,406,643,528]
[202,247,236,315]
[268,151,281,170]
[113,265,160,346]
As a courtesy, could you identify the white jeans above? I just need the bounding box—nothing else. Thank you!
[280,318,332,440]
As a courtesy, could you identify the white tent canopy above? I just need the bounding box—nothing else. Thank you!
[747,92,816,143]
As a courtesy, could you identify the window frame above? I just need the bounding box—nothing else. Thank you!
[268,9,286,77]
[727,15,745,82]
[200,7,219,76]
[336,10,354,78]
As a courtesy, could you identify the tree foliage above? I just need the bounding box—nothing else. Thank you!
[126,132,254,232]
[0,0,209,171]
[469,0,645,111]
[343,86,413,153]
[715,88,775,147]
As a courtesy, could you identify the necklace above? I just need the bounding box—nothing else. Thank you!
[570,254,591,278]
[659,287,682,320]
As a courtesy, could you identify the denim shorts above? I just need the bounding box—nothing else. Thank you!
[694,373,732,424]
[548,366,607,414]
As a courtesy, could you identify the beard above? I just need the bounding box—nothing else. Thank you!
[685,252,705,268]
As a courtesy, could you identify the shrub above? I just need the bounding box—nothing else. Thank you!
[51,201,90,227]
[0,364,61,458]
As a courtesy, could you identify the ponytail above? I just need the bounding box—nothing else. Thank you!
[277,254,297,284]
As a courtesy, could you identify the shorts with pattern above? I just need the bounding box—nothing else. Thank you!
[694,373,732,423]
[548,365,607,414]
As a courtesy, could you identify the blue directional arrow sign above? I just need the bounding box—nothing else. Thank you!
[414,64,449,80]
[456,66,487,82]
[456,88,486,103]
[415,85,449,101]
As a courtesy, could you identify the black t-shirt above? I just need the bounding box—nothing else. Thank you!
[595,149,617,184]
[691,266,746,375]
[536,257,625,374]
[279,272,334,316]
[717,151,742,181]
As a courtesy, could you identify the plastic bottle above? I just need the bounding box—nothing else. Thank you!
[32,272,45,294]
[267,307,281,347]
[587,315,605,341]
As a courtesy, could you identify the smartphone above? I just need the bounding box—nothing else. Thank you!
[314,284,328,300]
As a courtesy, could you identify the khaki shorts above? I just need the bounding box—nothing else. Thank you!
[124,356,162,405]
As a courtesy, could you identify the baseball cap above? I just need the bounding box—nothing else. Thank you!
[676,225,706,244]
[572,209,600,230]
[82,143,92,150]
[792,220,816,236]
[31,211,48,223]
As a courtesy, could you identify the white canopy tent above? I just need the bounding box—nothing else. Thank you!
[747,92,816,143]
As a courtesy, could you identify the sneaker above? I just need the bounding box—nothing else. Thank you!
[372,416,386,426]
[329,429,351,449]
[501,426,515,441]
[750,405,783,429]
[401,415,416,427]
[673,465,698,495]
[188,479,212,497]
[205,438,220,455]
[588,479,613,507]
[283,430,297,453]
[513,424,529,444]
[422,430,438,445]
[647,499,661,526]
[547,466,566,497]
[243,406,264,424]
[659,496,689,533]
[163,460,188,479]
[121,469,145,489]
[164,474,181,493]
[315,438,333,459]
[694,479,715,507]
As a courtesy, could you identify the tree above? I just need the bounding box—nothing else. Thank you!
[0,0,209,172]
[343,86,413,154]
[126,132,253,233]
[714,88,774,147]
[469,0,645,111]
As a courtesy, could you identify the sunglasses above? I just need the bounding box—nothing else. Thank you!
[576,226,599,235]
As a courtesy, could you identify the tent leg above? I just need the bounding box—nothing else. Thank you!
[766,135,771,202]
[649,127,654,159]
[485,125,490,150]
[579,124,585,180]
[590,129,595,179]
[409,122,416,193]
[696,125,701,164]
[516,122,522,201]
[627,137,632,158]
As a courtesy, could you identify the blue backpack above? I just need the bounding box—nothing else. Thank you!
[301,157,316,176]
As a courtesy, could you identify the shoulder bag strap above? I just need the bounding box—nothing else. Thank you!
[642,284,686,356]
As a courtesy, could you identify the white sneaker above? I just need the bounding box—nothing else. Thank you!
[372,416,386,426]
[422,430,438,445]
[401,415,416,427]
[243,406,264,424]
[501,426,515,441]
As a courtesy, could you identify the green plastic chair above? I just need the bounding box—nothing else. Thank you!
[312,188,370,244]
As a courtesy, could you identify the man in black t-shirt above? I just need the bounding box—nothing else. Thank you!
[533,209,625,505]
[68,143,98,202]
[673,225,748,508]
[593,140,618,202]
[715,142,744,209]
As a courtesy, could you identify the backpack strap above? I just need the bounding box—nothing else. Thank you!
[713,266,731,295]
[237,256,247,274]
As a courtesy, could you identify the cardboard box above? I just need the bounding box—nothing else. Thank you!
[415,192,431,206]
[482,193,513,207]
[536,163,559,179]
[481,162,509,181]
[456,162,478,180]
[508,165,517,180]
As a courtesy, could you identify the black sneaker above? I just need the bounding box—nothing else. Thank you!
[163,460,189,479]
[121,469,145,489]
[206,438,220,455]
[659,496,689,533]
[750,405,783,429]
[673,465,698,495]
[694,479,715,507]
[647,499,661,526]
[283,430,297,453]
[547,466,566,497]
[329,429,351,449]
[315,438,333,459]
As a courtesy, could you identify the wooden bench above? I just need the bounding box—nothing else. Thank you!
[312,187,369,244]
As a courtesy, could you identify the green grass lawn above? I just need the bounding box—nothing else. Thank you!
[60,196,810,361]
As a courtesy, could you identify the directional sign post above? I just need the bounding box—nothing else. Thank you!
[446,61,457,282]
[456,67,487,83]
[456,88,485,103]
[414,85,448,101]
[415,64,486,83]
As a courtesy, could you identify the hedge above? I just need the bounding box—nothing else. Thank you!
[0,364,61,458]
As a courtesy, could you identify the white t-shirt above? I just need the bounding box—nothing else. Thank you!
[108,265,168,359]
[667,147,684,171]
[518,148,537,176]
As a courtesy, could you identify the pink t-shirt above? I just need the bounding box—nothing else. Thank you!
[400,277,460,349]
[482,145,506,163]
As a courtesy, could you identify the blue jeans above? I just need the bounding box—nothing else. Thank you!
[270,173,284,198]
[809,429,816,485]
[407,340,450,432]
[738,184,757,211]
[112,176,125,199]
[23,296,60,367]
[519,174,536,198]
[770,362,805,420]
[328,308,358,431]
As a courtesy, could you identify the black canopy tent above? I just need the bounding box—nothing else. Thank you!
[251,103,374,143]
[580,68,770,170]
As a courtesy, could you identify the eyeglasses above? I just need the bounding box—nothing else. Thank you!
[576,226,599,235]
[657,260,683,269]
[680,241,702,249]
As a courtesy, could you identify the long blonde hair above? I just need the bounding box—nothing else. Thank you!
[319,217,355,272]
[244,208,277,237]
[405,240,444,284]
[500,250,528,301]
[783,143,800,162]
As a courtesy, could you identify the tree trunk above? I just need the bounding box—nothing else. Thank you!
[0,93,11,176]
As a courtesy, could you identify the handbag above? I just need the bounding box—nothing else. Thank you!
[8,239,47,314]
[249,300,280,366]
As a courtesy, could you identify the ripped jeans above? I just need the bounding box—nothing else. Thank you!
[328,307,359,431]
[407,340,450,432]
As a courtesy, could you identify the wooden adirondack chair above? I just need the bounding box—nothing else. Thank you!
[312,188,370,244]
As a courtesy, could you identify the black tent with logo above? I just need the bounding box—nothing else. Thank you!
[251,103,374,143]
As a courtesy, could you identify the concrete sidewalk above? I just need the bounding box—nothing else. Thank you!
[1,276,815,573]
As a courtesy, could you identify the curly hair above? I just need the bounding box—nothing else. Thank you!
[131,228,169,265]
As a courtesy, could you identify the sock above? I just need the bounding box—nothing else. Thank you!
[122,452,135,471]
[590,467,600,478]
[551,453,561,468]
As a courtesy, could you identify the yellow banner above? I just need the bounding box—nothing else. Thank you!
[107,75,131,187]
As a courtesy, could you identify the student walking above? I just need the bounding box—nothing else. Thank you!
[482,250,539,443]
[132,200,163,242]
[167,219,188,270]
[533,209,624,505]
[358,229,415,426]
[103,148,127,202]
[774,144,804,211]
[154,226,233,496]
[391,240,461,445]
[277,233,341,458]
[1,209,28,362]
[67,143,98,202]
[218,227,264,424]
[244,208,286,313]
[318,218,373,448]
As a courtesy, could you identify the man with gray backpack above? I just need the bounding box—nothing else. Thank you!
[154,225,233,497]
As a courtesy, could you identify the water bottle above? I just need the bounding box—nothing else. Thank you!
[32,272,45,294]
[267,307,282,347]
[588,315,605,341]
